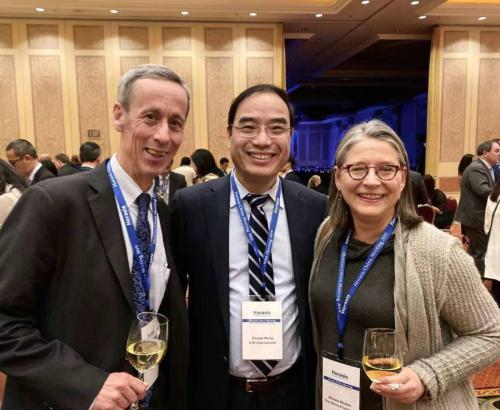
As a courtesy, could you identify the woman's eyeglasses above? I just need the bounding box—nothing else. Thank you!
[341,164,405,181]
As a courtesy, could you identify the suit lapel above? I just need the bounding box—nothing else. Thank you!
[205,178,231,337]
[88,163,135,312]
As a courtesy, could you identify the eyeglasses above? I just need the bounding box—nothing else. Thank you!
[8,157,23,166]
[231,124,291,138]
[341,164,404,180]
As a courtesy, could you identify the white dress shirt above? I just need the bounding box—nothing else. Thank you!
[27,162,42,185]
[110,155,170,312]
[228,171,300,378]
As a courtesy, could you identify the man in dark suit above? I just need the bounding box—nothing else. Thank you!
[171,84,327,410]
[79,141,102,172]
[281,156,303,184]
[156,160,187,205]
[456,139,500,277]
[5,139,55,185]
[0,64,189,410]
[54,153,80,176]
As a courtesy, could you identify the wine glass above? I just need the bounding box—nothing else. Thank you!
[363,328,403,409]
[126,312,169,410]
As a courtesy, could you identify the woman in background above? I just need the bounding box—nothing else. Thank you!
[422,174,454,229]
[309,119,500,409]
[308,174,328,195]
[0,159,28,227]
[191,148,225,184]
[485,180,500,306]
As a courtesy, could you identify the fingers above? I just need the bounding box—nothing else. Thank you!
[369,367,425,404]
[93,372,147,410]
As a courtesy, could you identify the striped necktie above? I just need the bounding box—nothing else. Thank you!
[245,194,278,376]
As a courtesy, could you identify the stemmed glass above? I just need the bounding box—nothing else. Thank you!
[363,328,403,409]
[126,312,169,410]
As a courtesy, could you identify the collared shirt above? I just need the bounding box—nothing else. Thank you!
[110,155,170,312]
[480,158,495,184]
[173,165,195,186]
[27,162,42,185]
[156,174,170,205]
[228,171,300,378]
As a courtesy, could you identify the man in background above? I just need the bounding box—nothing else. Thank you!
[156,160,187,205]
[173,156,196,186]
[5,139,55,185]
[281,156,303,184]
[79,141,101,171]
[220,157,230,175]
[54,153,79,176]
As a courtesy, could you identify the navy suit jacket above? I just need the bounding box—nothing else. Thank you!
[171,176,327,410]
[0,163,188,410]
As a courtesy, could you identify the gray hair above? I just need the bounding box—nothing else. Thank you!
[6,138,37,158]
[328,119,421,231]
[117,64,190,114]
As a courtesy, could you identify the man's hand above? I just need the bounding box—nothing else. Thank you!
[370,367,425,404]
[92,372,147,410]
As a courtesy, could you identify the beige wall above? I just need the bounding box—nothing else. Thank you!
[427,26,500,196]
[0,19,284,165]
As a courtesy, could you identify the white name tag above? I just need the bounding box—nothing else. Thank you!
[322,353,360,410]
[241,300,283,360]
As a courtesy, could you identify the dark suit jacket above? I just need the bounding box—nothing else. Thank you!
[57,164,79,177]
[284,170,303,185]
[0,163,188,410]
[169,171,187,202]
[456,159,494,230]
[171,176,327,410]
[31,164,55,184]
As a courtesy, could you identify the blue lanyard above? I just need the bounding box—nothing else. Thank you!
[335,218,397,358]
[107,161,158,310]
[230,173,281,293]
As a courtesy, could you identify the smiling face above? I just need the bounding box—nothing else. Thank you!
[113,78,188,191]
[335,138,406,230]
[229,92,292,193]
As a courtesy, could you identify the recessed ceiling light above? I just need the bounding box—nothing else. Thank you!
[35,7,45,12]
[315,13,323,18]
[361,0,370,4]
[110,9,119,14]
[249,12,257,17]
[478,16,487,21]
[411,1,420,5]
[181,10,189,16]
[418,15,427,20]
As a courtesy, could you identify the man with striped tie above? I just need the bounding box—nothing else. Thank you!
[171,84,328,410]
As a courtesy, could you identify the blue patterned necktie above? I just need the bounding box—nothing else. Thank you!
[245,194,278,376]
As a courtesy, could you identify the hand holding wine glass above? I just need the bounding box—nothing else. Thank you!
[126,312,169,410]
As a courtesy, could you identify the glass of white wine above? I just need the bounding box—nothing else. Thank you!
[363,328,403,409]
[126,312,169,410]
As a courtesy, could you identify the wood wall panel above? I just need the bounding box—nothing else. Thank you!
[477,59,500,143]
[75,56,110,155]
[0,24,13,48]
[439,177,460,193]
[27,24,59,49]
[163,57,194,161]
[74,25,104,50]
[480,31,500,53]
[30,56,65,153]
[246,29,273,51]
[247,57,273,86]
[162,27,191,50]
[120,56,150,75]
[440,59,467,162]
[119,26,149,50]
[0,56,19,148]
[205,28,233,51]
[443,31,468,53]
[206,57,233,162]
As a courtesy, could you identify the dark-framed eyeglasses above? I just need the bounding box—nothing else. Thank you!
[8,157,23,166]
[341,164,405,181]
[231,124,291,138]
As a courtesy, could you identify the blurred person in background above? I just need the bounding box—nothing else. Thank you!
[54,153,79,177]
[5,139,55,185]
[173,156,196,186]
[0,159,27,227]
[191,148,225,184]
[79,141,101,172]
[422,174,454,229]
[307,174,328,195]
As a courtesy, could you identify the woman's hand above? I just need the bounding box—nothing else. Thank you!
[370,367,426,404]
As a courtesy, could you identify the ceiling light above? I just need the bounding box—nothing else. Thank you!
[249,12,257,17]
[478,16,487,21]
[315,13,323,18]
[418,15,427,20]
[410,1,420,5]
[110,9,119,14]
[35,7,45,12]
[361,0,370,4]
[181,10,189,16]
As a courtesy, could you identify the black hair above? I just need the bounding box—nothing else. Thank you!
[180,156,191,166]
[55,153,71,164]
[458,153,474,176]
[220,157,229,165]
[0,159,28,193]
[79,142,101,163]
[191,149,223,178]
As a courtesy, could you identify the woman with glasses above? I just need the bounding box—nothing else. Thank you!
[0,159,28,227]
[309,120,500,409]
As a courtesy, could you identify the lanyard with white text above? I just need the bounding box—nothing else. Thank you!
[335,217,397,359]
[230,173,281,294]
[107,161,158,310]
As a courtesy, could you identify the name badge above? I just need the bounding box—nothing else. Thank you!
[322,352,360,410]
[242,300,283,360]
